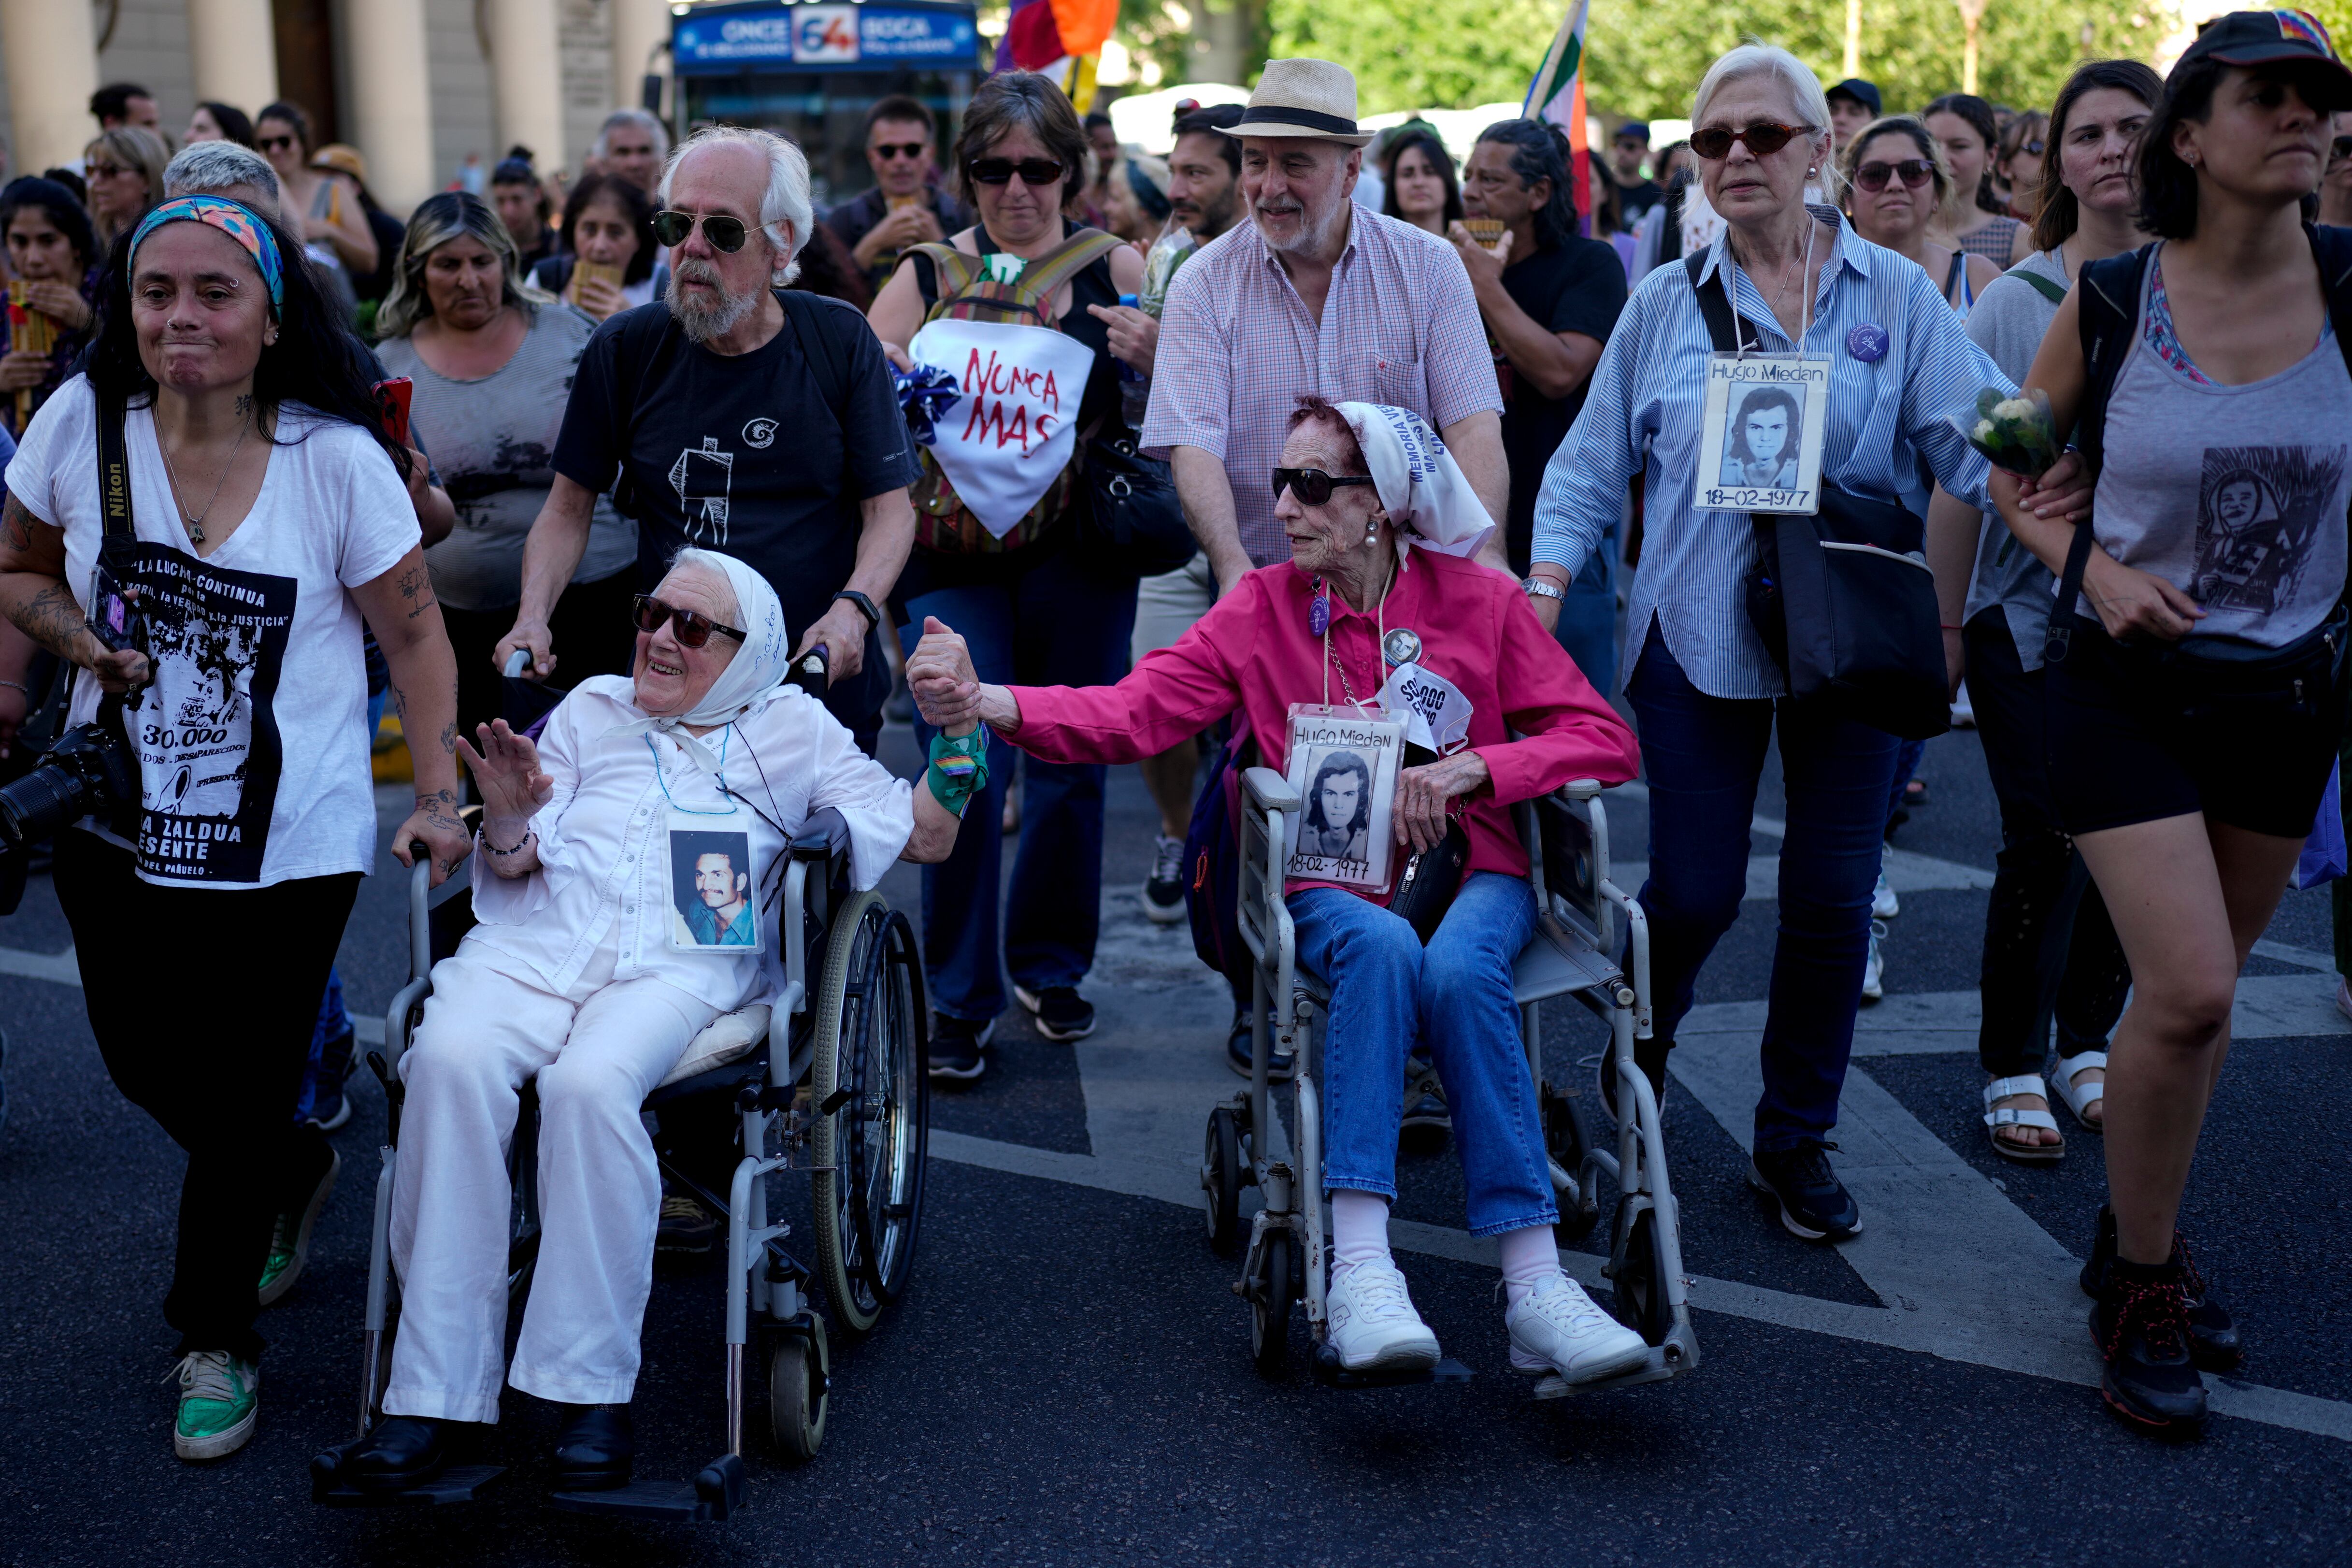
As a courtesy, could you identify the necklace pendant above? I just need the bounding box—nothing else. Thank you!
[1308,591,1330,638]
[187,521,204,545]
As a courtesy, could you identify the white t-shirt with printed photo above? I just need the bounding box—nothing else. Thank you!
[9,375,420,887]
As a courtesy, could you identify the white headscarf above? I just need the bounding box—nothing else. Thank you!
[1334,402,1495,564]
[603,547,793,773]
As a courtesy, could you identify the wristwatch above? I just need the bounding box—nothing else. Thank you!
[1520,577,1566,603]
[832,589,881,632]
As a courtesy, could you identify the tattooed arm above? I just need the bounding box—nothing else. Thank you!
[0,491,151,694]
[351,545,470,886]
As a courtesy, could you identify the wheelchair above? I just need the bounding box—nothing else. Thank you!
[311,807,929,1521]
[1199,769,1700,1395]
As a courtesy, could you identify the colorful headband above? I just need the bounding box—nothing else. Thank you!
[128,196,284,311]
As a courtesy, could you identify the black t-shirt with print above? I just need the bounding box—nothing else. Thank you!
[553,295,920,729]
[1495,235,1629,573]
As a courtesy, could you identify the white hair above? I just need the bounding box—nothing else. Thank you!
[664,547,743,626]
[660,125,811,287]
[163,141,281,208]
[593,107,671,164]
[1692,43,1842,201]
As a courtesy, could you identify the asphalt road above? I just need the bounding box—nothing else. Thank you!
[3,707,2350,1567]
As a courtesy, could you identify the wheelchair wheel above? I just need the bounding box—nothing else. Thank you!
[1202,1107,1243,1256]
[1541,1083,1601,1243]
[813,893,929,1337]
[1613,1206,1673,1347]
[1250,1232,1294,1377]
[767,1316,830,1463]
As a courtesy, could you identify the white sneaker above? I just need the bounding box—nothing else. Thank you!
[1872,870,1900,920]
[1507,1274,1651,1383]
[1861,920,1888,1002]
[1324,1258,1441,1373]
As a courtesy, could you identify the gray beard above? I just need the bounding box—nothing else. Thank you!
[671,266,764,342]
[1257,199,1343,256]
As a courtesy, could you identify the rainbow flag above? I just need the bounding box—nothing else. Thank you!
[1522,0,1592,233]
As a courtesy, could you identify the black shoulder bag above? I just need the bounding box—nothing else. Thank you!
[1684,253,1950,740]
[2047,227,2352,721]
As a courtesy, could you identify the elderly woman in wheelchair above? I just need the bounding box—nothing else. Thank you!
[908,399,1652,1384]
[340,548,981,1493]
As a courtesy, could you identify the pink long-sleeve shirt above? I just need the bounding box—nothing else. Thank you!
[1008,549,1642,900]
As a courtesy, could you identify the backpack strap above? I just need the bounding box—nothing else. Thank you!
[1014,227,1125,303]
[775,288,850,413]
[1682,248,1755,354]
[2018,267,2068,307]
[2048,242,2153,652]
[2306,219,2352,387]
[601,302,685,523]
[1943,247,1966,304]
[909,240,981,308]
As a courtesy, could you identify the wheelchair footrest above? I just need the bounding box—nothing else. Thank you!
[550,1453,747,1523]
[1310,1347,1474,1390]
[313,1464,505,1507]
[1526,1348,1678,1400]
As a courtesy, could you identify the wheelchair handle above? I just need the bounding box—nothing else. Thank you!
[406,839,433,984]
[502,647,531,678]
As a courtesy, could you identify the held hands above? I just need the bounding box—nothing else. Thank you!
[1084,302,1160,378]
[2017,449,2093,522]
[906,615,981,734]
[1394,750,1490,854]
[456,718,554,840]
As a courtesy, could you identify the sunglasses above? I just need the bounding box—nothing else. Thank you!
[2333,134,2352,162]
[86,163,132,180]
[872,141,928,161]
[1272,468,1379,506]
[652,209,750,252]
[1690,122,1815,160]
[2018,138,2047,156]
[1853,158,1936,192]
[256,135,297,154]
[967,157,1067,187]
[631,595,747,649]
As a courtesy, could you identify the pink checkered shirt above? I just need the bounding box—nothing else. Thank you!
[1141,203,1503,565]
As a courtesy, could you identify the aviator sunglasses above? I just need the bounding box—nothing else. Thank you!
[872,141,928,161]
[1273,468,1379,505]
[1853,157,1936,192]
[967,157,1067,187]
[1690,121,1814,160]
[632,594,747,649]
[652,209,751,251]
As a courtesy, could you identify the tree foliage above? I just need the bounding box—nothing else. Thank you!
[1111,0,2181,122]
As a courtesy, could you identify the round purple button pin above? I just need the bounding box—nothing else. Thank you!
[1308,593,1330,637]
[1847,323,1889,363]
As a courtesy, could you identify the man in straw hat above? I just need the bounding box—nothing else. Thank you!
[1139,58,1509,1087]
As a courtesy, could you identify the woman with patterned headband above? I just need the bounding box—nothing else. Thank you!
[0,195,465,1463]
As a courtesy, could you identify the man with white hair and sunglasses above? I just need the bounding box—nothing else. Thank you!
[499,126,919,759]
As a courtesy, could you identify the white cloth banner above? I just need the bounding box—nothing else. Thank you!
[908,318,1096,538]
[1374,662,1474,753]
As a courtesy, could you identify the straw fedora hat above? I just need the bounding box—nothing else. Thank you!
[1221,58,1374,146]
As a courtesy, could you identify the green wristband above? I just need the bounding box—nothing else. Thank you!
[926,725,991,818]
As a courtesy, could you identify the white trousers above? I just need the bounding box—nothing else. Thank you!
[383,935,718,1422]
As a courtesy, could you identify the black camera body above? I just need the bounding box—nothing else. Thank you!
[0,715,139,913]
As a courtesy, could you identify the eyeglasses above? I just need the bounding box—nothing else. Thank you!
[1689,122,1816,160]
[86,163,132,180]
[1853,158,1936,192]
[2018,138,2047,156]
[1272,468,1379,506]
[2332,134,2352,162]
[256,135,296,154]
[631,595,747,649]
[967,157,1067,187]
[872,142,928,161]
[651,209,750,252]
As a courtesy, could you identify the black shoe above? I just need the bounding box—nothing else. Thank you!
[1398,1088,1451,1151]
[304,1027,358,1132]
[1225,1007,1295,1081]
[929,1015,994,1083]
[1748,1141,1863,1242]
[2079,1208,2241,1371]
[657,1181,717,1254]
[1142,834,1188,924]
[2091,1261,2207,1437]
[553,1403,634,1491]
[1016,985,1096,1042]
[343,1415,453,1494]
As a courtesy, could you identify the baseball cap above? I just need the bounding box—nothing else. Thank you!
[1615,120,1651,143]
[2176,9,2352,105]
[1826,78,1883,116]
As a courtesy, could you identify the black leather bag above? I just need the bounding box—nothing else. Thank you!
[1386,815,1471,944]
[1685,255,1950,741]
[1074,427,1195,578]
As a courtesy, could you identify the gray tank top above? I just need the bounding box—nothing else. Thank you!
[2088,253,2352,649]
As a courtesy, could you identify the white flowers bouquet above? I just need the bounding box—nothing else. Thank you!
[1953,386,2060,479]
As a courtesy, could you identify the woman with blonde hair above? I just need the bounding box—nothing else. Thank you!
[80,126,168,247]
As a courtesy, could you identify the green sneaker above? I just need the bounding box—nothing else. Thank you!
[258,1147,340,1307]
[166,1350,258,1460]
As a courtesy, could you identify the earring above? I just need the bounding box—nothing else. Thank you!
[1363,518,1379,546]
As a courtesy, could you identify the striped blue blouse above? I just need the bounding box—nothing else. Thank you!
[1531,211,2007,701]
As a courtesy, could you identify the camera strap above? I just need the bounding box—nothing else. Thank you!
[95,393,137,574]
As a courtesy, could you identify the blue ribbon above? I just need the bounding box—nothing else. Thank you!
[893,363,962,447]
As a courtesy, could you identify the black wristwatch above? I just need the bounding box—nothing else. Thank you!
[832,589,881,632]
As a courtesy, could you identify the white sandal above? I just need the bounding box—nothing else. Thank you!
[2050,1050,2107,1133]
[1982,1074,2063,1164]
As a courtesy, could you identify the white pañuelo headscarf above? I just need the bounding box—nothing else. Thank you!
[603,547,793,773]
[1334,402,1495,564]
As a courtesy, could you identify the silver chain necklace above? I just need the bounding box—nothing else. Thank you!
[159,417,251,545]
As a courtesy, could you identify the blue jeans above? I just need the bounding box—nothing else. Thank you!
[1554,530,1619,695]
[1626,626,1898,1152]
[1289,874,1555,1237]
[900,548,1139,1020]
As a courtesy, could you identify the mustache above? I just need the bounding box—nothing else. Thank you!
[673,258,724,287]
